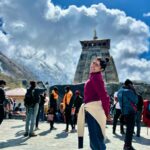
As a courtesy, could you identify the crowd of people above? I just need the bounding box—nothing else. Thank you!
[0,57,150,150]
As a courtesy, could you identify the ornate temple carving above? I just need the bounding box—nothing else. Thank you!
[74,32,119,83]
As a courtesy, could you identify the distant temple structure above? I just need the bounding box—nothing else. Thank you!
[74,31,119,83]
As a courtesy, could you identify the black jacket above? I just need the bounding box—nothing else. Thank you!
[74,95,83,114]
[0,87,6,105]
[137,94,143,112]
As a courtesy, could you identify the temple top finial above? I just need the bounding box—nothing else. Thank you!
[93,29,98,40]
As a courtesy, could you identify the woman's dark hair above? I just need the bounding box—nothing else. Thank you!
[30,81,36,87]
[65,86,70,92]
[53,86,58,91]
[124,79,133,86]
[96,57,109,71]
[0,80,6,85]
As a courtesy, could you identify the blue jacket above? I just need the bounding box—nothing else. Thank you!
[117,87,138,115]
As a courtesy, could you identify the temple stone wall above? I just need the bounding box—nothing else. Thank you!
[74,37,119,83]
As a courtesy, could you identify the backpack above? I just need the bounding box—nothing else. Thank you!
[24,89,36,107]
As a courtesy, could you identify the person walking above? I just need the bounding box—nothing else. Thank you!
[118,79,138,150]
[0,80,6,125]
[77,57,110,150]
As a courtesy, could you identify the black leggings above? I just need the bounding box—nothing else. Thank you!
[65,106,73,130]
[113,109,124,132]
[0,106,4,125]
[50,121,54,129]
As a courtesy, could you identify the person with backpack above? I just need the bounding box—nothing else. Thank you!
[0,80,6,125]
[118,79,138,150]
[24,81,46,137]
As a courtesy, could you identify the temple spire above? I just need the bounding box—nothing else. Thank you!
[93,29,98,40]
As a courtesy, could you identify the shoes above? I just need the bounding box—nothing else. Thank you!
[64,129,68,132]
[70,129,76,133]
[35,127,40,131]
[50,126,57,131]
[53,127,57,130]
[136,134,140,137]
[121,131,125,134]
[29,133,37,137]
[50,128,52,131]
[123,146,136,150]
[130,146,136,150]
[113,131,116,135]
[24,132,28,137]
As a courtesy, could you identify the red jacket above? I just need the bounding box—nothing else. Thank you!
[84,72,110,117]
[143,100,150,127]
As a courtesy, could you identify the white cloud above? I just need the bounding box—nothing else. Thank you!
[0,0,150,84]
[0,31,9,44]
[11,21,26,32]
[143,12,150,17]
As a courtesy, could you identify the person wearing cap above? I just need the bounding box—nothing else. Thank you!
[77,57,110,150]
[117,79,138,150]
[72,90,83,130]
[0,80,6,125]
[62,86,74,132]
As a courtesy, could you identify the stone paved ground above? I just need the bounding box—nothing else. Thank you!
[0,119,150,150]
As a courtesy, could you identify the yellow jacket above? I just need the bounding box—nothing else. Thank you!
[63,90,73,106]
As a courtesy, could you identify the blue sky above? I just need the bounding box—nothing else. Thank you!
[52,0,150,22]
[52,0,150,59]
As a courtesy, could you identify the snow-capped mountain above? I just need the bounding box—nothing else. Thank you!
[0,51,35,80]
[0,51,74,86]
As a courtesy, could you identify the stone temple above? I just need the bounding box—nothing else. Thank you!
[50,32,150,101]
[74,31,119,84]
